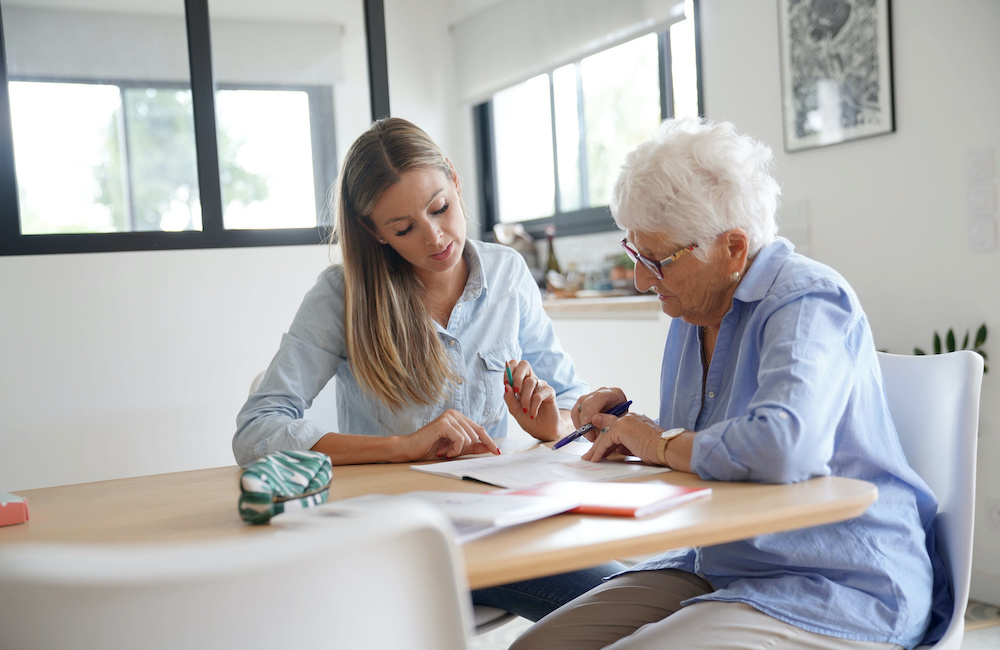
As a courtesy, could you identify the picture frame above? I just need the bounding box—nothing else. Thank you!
[777,0,894,152]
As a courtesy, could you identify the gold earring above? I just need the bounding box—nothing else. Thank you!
[732,271,740,282]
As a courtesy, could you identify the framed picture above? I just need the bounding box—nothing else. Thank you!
[777,0,894,152]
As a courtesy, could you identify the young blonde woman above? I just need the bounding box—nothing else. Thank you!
[234,117,623,620]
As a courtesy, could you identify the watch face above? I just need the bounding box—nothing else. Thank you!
[661,427,685,440]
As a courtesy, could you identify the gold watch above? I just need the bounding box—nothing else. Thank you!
[657,427,685,466]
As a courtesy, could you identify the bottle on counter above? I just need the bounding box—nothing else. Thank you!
[544,224,573,297]
[545,224,561,275]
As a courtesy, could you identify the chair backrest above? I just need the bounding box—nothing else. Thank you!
[0,499,472,650]
[876,350,983,650]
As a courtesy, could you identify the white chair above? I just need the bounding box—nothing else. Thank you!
[0,499,472,650]
[877,350,983,650]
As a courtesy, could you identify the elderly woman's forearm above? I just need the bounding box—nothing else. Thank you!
[662,431,694,473]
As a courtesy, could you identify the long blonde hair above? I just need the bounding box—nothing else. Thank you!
[331,117,460,410]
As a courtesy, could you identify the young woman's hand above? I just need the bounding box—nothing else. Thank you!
[405,409,500,461]
[503,360,570,442]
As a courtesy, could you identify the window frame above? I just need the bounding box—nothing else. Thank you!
[476,2,703,242]
[0,0,390,256]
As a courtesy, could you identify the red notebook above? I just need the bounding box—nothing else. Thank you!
[500,480,711,518]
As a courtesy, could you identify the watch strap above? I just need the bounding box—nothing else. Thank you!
[657,428,685,467]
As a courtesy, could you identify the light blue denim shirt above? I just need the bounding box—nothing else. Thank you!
[632,238,949,649]
[234,239,586,467]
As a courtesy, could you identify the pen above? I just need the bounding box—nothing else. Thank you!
[505,365,515,394]
[553,400,633,449]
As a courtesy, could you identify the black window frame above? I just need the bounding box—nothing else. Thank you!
[476,1,703,242]
[0,0,390,256]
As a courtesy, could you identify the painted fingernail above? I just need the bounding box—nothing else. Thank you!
[523,408,527,413]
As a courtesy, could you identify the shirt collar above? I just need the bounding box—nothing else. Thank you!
[732,237,794,304]
[462,238,486,300]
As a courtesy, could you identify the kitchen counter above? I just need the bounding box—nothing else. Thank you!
[543,294,662,320]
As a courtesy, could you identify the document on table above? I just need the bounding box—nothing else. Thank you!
[271,491,581,544]
[410,444,671,489]
[400,490,580,543]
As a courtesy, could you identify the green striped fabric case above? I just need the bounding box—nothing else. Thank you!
[238,450,333,524]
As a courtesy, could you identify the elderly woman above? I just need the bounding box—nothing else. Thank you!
[511,118,949,649]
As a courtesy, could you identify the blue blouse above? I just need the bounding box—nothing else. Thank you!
[633,238,949,648]
[233,239,586,467]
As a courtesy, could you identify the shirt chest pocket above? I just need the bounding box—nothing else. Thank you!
[477,344,521,425]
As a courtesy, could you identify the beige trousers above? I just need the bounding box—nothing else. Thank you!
[509,570,904,650]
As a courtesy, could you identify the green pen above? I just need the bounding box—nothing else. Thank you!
[505,364,514,388]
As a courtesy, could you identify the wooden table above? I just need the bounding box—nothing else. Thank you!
[0,442,877,590]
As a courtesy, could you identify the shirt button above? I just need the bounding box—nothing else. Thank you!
[448,340,457,347]
[778,411,789,419]
[707,391,715,399]
[457,378,464,385]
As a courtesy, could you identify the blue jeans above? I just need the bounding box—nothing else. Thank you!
[471,561,626,622]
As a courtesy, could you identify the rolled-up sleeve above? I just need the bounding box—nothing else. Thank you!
[233,268,346,467]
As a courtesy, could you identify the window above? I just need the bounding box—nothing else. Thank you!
[0,0,388,255]
[216,87,325,230]
[475,1,702,239]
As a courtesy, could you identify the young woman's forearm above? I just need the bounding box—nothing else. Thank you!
[309,431,409,465]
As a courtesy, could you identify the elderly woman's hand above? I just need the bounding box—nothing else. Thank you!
[572,387,629,432]
[581,411,665,465]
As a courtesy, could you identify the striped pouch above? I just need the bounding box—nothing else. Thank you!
[238,450,333,524]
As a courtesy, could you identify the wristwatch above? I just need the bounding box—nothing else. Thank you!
[657,427,686,466]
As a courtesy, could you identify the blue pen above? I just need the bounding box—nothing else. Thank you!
[553,400,633,449]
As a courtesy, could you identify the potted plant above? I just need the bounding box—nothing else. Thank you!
[609,253,635,291]
[914,324,988,373]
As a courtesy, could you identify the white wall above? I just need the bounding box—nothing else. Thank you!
[0,244,334,489]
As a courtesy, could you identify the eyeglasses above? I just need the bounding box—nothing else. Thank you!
[620,238,698,280]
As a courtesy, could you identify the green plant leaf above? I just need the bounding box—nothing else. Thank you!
[975,323,988,348]
[962,330,970,350]
[946,329,957,352]
[914,347,926,355]
[933,332,942,355]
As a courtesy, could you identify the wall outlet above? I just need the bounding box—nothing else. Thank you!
[968,183,997,216]
[967,147,996,182]
[989,499,1000,530]
[970,217,998,252]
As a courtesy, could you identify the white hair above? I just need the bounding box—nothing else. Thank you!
[610,117,780,258]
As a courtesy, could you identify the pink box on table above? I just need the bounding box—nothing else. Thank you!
[0,492,29,527]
